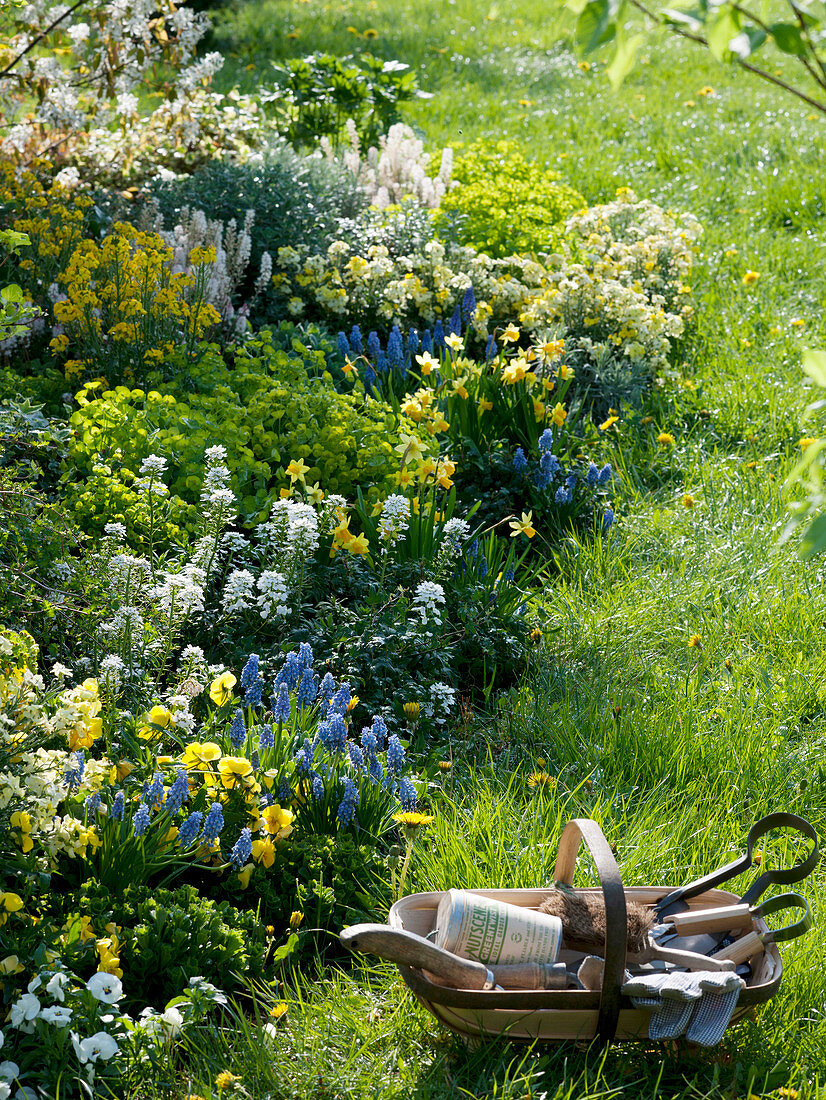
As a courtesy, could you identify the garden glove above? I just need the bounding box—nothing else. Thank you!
[622,970,744,1042]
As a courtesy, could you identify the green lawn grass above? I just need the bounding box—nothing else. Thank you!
[145,3,826,1097]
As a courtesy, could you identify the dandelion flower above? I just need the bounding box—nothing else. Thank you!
[742,270,760,286]
[657,432,675,446]
[687,634,702,649]
[682,494,695,507]
[526,771,555,789]
[698,85,715,96]
[270,1002,289,1018]
[393,811,435,830]
[215,1072,240,1091]
[600,415,619,431]
[799,437,817,449]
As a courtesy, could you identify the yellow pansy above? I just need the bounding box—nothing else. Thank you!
[209,672,237,706]
[182,741,222,769]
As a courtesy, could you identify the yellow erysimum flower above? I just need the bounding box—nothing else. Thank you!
[209,672,237,706]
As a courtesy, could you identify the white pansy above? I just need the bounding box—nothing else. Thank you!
[40,1005,73,1027]
[72,1031,119,1063]
[86,972,123,1004]
[9,994,39,1030]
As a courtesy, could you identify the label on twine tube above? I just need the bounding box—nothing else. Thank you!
[435,889,563,966]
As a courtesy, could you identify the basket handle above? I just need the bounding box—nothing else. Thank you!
[554,818,627,1043]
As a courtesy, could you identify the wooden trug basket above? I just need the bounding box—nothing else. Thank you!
[388,819,782,1043]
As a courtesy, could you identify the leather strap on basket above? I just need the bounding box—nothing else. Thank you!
[554,818,627,1043]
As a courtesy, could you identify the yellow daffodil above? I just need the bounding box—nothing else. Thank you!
[444,333,464,352]
[430,414,450,434]
[415,351,439,374]
[0,955,23,975]
[551,403,567,427]
[286,457,310,484]
[395,433,427,466]
[479,398,493,413]
[501,322,520,344]
[453,380,469,399]
[541,338,564,361]
[509,511,536,538]
[306,483,324,504]
[557,363,574,380]
[502,358,528,384]
[347,533,370,556]
[436,459,456,489]
[209,671,237,706]
[417,457,438,481]
[341,357,358,376]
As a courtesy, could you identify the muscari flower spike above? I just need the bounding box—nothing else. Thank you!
[349,324,364,355]
[348,742,365,773]
[448,303,462,337]
[111,791,125,821]
[586,462,600,488]
[273,682,291,724]
[433,319,445,350]
[164,769,189,815]
[361,725,378,759]
[259,723,274,751]
[311,774,324,802]
[296,667,316,710]
[388,325,404,370]
[603,508,615,534]
[371,715,388,749]
[386,734,405,776]
[461,285,477,323]
[200,802,224,845]
[337,331,350,360]
[399,776,418,810]
[420,330,433,355]
[229,708,247,749]
[318,672,336,703]
[599,463,613,487]
[368,330,382,362]
[133,802,151,837]
[178,810,203,848]
[513,447,528,473]
[240,653,260,690]
[230,826,253,869]
[337,776,359,826]
[485,335,497,361]
[407,328,419,359]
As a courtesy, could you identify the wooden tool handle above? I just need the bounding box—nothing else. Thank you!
[650,945,736,972]
[493,962,568,990]
[668,904,753,934]
[341,923,493,989]
[340,924,567,990]
[714,930,765,966]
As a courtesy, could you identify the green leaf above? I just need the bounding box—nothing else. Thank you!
[802,347,826,388]
[575,0,622,54]
[607,30,644,87]
[800,510,826,558]
[707,6,743,60]
[770,21,807,55]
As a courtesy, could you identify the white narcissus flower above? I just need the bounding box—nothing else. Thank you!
[85,972,123,1004]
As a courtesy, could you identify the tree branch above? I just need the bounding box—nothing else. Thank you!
[0,0,90,81]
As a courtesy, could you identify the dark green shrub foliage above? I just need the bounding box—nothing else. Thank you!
[78,881,269,1009]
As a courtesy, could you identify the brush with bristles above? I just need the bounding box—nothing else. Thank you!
[539,884,735,971]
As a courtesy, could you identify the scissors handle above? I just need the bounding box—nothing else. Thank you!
[655,813,819,914]
[713,893,812,965]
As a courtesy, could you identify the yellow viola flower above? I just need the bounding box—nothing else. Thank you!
[218,756,255,788]
[237,863,255,889]
[182,741,222,769]
[251,837,276,868]
[0,892,24,913]
[415,351,439,375]
[551,403,567,427]
[209,671,237,706]
[501,322,520,344]
[509,511,536,538]
[286,457,310,484]
[262,804,294,837]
